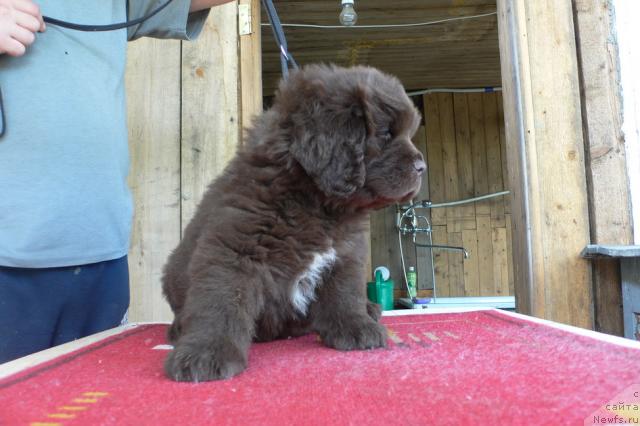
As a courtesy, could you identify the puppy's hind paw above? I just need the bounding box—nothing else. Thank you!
[322,319,388,351]
[164,341,247,382]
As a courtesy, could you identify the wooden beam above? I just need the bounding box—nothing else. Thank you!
[239,0,263,142]
[126,38,182,322]
[496,0,594,328]
[453,93,476,231]
[126,3,243,322]
[414,126,434,291]
[477,215,495,296]
[572,0,632,336]
[181,2,241,228]
[484,93,505,229]
[438,93,462,233]
[424,94,446,226]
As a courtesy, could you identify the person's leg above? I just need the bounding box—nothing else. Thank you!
[0,256,130,363]
[52,256,129,345]
[0,266,66,363]
[83,255,129,335]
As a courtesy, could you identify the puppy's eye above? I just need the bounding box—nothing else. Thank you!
[378,128,393,142]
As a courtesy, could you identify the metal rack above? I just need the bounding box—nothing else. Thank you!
[396,191,515,310]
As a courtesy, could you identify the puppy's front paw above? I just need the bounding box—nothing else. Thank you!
[366,300,382,321]
[321,319,387,351]
[164,340,247,382]
[167,321,181,344]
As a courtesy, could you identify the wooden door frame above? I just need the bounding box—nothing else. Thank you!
[495,0,636,331]
[496,0,595,328]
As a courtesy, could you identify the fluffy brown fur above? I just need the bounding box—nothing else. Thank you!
[162,64,425,382]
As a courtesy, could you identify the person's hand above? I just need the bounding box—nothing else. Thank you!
[0,0,45,56]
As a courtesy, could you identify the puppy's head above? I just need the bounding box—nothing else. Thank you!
[274,64,425,209]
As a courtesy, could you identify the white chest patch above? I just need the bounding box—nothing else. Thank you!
[291,248,337,315]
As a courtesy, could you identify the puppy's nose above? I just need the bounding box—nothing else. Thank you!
[414,159,426,175]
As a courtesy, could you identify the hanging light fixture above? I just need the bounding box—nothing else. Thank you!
[339,0,358,26]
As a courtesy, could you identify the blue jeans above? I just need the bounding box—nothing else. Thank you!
[0,256,130,363]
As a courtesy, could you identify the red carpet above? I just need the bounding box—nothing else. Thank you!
[1,310,640,425]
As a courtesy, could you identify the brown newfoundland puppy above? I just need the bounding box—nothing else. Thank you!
[162,64,425,382]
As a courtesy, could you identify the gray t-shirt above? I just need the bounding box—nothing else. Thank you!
[0,1,209,267]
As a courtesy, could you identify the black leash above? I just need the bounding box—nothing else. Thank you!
[0,87,5,138]
[0,0,175,137]
[261,0,297,78]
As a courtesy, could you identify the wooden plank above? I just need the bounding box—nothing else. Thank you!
[447,232,465,296]
[621,258,640,339]
[414,125,429,203]
[431,225,450,297]
[497,0,528,303]
[438,93,461,233]
[592,259,623,335]
[416,289,434,298]
[239,0,263,143]
[468,92,490,216]
[414,126,434,291]
[476,215,495,296]
[453,93,476,230]
[462,229,480,296]
[592,263,625,336]
[505,213,515,295]
[423,94,446,226]
[496,92,511,215]
[573,0,632,336]
[497,0,533,316]
[369,209,387,283]
[492,227,509,296]
[126,38,181,323]
[522,0,592,327]
[573,0,632,245]
[496,0,593,328]
[483,92,505,228]
[181,3,240,227]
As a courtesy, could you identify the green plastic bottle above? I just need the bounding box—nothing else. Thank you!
[407,266,417,300]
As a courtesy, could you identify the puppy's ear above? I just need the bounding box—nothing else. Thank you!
[288,79,369,198]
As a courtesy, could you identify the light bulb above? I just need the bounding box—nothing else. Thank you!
[339,0,358,26]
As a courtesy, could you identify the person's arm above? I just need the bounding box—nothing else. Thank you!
[0,0,45,56]
[129,0,232,41]
[189,0,234,13]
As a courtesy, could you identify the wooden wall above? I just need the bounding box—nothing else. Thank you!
[125,1,261,322]
[573,0,632,336]
[370,91,513,299]
[497,0,593,329]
